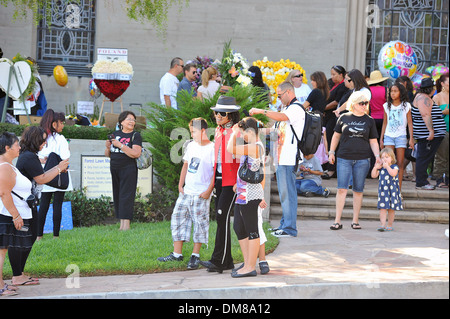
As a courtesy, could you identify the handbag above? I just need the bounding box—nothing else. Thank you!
[43,152,69,189]
[238,144,264,184]
[11,191,38,210]
[132,132,152,170]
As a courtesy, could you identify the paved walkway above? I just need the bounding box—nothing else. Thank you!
[9,219,449,299]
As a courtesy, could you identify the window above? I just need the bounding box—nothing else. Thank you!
[366,0,449,75]
[36,1,96,77]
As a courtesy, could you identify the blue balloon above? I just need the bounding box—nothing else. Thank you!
[389,67,400,79]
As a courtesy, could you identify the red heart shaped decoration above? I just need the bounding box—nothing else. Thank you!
[94,79,130,102]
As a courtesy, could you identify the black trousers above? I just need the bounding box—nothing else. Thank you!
[110,164,138,220]
[8,207,38,276]
[415,137,444,187]
[209,178,235,269]
[38,191,65,237]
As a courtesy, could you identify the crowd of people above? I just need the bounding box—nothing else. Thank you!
[157,57,448,276]
[0,56,448,294]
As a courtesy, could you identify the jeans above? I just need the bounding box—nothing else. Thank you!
[295,179,325,195]
[415,137,444,187]
[336,158,370,193]
[276,165,298,237]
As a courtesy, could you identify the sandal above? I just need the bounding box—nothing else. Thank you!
[351,223,362,229]
[330,223,343,230]
[0,284,18,297]
[377,226,385,232]
[385,227,394,231]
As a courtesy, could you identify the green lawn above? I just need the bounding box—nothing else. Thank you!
[3,221,278,278]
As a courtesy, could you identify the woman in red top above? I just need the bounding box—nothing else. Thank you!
[199,96,241,273]
[367,70,389,138]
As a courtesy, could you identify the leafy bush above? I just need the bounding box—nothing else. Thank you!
[133,186,178,222]
[0,122,115,140]
[65,188,113,227]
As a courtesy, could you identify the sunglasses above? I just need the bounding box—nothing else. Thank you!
[358,101,369,106]
[293,74,303,78]
[214,111,228,117]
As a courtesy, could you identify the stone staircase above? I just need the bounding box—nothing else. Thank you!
[269,177,449,224]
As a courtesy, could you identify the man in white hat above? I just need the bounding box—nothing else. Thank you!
[250,82,305,237]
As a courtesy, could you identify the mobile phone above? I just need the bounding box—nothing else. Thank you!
[18,226,29,232]
[107,134,115,141]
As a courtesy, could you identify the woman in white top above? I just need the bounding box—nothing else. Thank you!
[0,132,33,296]
[227,117,267,278]
[37,110,72,240]
[379,83,414,190]
[197,67,220,100]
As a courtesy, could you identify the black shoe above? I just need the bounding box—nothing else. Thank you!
[231,270,257,278]
[199,260,223,273]
[157,252,183,262]
[259,261,270,275]
[187,255,200,270]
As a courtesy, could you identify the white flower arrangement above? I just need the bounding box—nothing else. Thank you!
[92,60,133,80]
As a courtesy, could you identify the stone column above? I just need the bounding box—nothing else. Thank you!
[344,0,370,72]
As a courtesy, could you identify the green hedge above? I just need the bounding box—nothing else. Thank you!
[0,122,114,140]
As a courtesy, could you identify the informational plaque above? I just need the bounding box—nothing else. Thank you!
[81,155,152,199]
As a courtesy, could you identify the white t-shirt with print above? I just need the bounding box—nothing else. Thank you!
[159,72,179,109]
[273,102,305,166]
[383,102,411,138]
[294,85,312,105]
[182,141,215,196]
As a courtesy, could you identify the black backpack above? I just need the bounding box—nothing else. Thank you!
[290,102,323,164]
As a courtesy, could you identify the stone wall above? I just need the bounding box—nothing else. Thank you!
[1,0,368,115]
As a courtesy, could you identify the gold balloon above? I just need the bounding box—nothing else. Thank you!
[53,65,68,87]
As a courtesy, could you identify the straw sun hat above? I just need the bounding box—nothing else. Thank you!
[367,70,389,85]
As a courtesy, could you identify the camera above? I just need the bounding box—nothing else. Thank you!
[26,194,39,210]
[107,133,115,141]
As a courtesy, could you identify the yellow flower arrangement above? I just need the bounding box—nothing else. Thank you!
[253,57,307,105]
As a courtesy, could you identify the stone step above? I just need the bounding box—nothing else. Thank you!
[268,177,449,223]
[270,184,450,201]
[269,205,449,224]
[270,193,449,212]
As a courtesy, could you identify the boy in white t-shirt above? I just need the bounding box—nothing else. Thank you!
[157,118,215,270]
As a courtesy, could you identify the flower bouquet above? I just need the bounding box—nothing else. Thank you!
[253,57,307,105]
[191,55,218,89]
[91,60,133,102]
[218,41,251,88]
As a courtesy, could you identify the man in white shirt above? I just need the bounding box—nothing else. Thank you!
[250,82,305,237]
[291,71,312,105]
[159,57,184,109]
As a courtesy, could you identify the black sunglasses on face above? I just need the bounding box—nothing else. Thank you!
[358,101,369,106]
[293,74,303,78]
[214,111,228,117]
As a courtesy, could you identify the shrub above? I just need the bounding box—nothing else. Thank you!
[0,123,115,140]
[65,188,113,227]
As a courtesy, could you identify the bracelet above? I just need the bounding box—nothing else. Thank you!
[12,215,20,221]
[57,167,61,174]
[120,144,124,150]
[329,151,335,155]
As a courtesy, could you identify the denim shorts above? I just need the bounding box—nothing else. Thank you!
[384,135,407,148]
[336,158,370,192]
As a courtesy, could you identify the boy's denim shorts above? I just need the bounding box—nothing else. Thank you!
[384,135,407,148]
[336,157,370,193]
